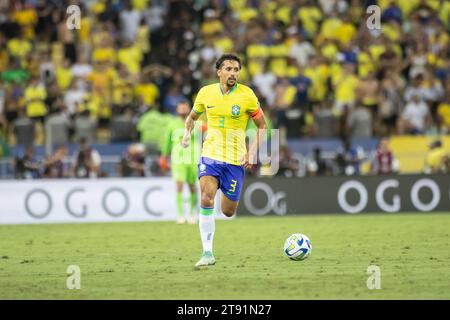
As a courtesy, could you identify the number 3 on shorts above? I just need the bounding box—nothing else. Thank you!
[229,179,237,193]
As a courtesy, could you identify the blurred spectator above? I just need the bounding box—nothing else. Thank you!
[333,63,359,115]
[119,1,141,43]
[45,104,71,146]
[277,145,299,178]
[424,140,450,174]
[136,17,151,66]
[371,137,397,175]
[423,71,444,118]
[313,102,339,138]
[1,58,29,85]
[335,138,365,176]
[117,39,143,76]
[163,85,186,115]
[406,43,428,81]
[382,0,403,24]
[0,122,10,159]
[143,0,167,37]
[118,143,147,177]
[290,65,312,112]
[55,58,73,92]
[436,88,450,134]
[134,69,161,108]
[13,108,35,147]
[110,106,138,142]
[307,147,331,176]
[14,146,40,179]
[356,72,379,132]
[273,77,298,138]
[288,30,316,67]
[70,138,101,178]
[24,76,47,123]
[347,104,373,138]
[3,87,18,135]
[398,93,432,135]
[252,60,277,107]
[71,55,93,80]
[404,73,429,104]
[379,70,404,135]
[42,145,68,178]
[39,51,55,86]
[57,7,77,64]
[35,0,53,40]
[73,110,97,144]
[64,79,86,117]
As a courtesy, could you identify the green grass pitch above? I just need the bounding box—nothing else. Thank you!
[1,213,449,299]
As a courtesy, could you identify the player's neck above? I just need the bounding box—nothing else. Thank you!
[220,83,237,95]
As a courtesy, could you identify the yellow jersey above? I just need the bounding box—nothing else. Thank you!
[426,147,448,171]
[437,103,450,127]
[193,83,261,165]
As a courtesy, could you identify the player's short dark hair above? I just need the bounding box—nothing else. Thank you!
[215,54,241,70]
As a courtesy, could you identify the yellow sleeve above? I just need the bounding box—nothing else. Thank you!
[246,89,260,114]
[193,88,206,114]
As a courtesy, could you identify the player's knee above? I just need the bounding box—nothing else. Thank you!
[176,183,184,193]
[221,208,236,217]
[201,193,215,207]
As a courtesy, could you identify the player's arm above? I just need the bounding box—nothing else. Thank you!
[181,110,201,148]
[242,108,267,169]
[182,89,205,148]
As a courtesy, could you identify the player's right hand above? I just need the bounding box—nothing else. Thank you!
[181,135,190,148]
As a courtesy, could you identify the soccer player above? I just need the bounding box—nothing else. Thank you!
[160,101,201,224]
[181,54,267,267]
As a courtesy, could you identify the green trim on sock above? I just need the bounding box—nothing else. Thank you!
[176,192,183,217]
[190,193,198,216]
[200,207,214,216]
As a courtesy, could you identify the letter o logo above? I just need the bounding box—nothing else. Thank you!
[244,182,274,216]
[102,188,129,217]
[410,179,440,212]
[25,189,52,218]
[337,181,368,214]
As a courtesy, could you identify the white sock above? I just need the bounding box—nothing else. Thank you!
[199,208,215,253]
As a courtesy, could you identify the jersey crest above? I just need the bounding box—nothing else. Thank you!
[231,105,240,117]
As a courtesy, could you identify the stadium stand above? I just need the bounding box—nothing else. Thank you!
[0,0,449,178]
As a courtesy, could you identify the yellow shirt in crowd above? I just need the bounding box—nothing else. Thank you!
[134,83,160,106]
[25,85,47,118]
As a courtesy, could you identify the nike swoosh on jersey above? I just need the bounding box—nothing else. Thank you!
[206,105,215,108]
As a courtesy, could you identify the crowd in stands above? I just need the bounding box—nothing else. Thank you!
[13,138,152,178]
[1,0,449,178]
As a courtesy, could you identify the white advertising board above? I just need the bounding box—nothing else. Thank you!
[0,178,226,224]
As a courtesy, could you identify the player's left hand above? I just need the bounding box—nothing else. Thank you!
[241,153,255,169]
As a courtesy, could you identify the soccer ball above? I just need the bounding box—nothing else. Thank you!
[284,233,312,261]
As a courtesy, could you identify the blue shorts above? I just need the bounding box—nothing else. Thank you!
[198,157,245,202]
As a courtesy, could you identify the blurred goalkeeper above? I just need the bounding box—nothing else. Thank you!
[160,101,202,224]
